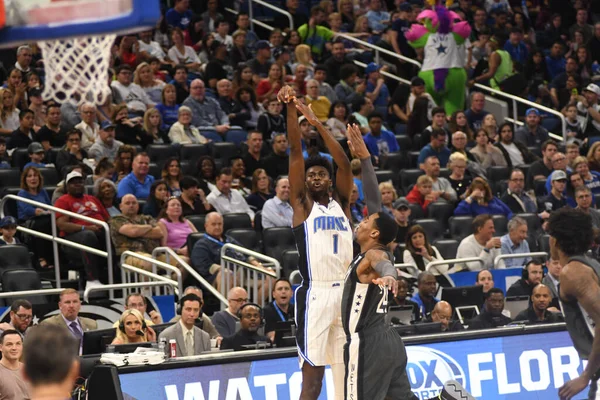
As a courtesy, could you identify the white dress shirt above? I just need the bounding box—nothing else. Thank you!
[207,188,255,221]
[261,196,293,228]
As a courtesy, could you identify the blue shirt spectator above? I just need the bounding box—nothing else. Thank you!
[117,171,155,200]
[545,54,566,80]
[17,188,51,221]
[454,196,513,220]
[366,79,390,108]
[155,103,180,130]
[363,129,399,157]
[500,230,531,268]
[504,38,529,65]
[165,6,193,30]
[366,9,390,32]
[418,144,451,167]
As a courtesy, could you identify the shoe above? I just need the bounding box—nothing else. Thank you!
[438,380,476,400]
[85,280,104,291]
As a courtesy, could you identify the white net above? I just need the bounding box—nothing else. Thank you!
[38,34,117,105]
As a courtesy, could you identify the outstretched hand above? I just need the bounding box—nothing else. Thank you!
[346,123,369,159]
[559,376,589,400]
[294,99,320,126]
[277,85,297,104]
[372,276,398,297]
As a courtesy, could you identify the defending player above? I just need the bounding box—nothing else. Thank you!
[278,84,354,400]
[547,208,600,400]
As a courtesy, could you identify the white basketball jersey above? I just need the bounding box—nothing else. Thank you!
[293,199,353,282]
[421,32,462,71]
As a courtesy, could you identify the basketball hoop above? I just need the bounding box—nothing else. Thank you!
[0,0,160,104]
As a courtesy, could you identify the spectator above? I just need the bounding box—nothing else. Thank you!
[143,180,169,218]
[324,39,354,86]
[204,42,229,90]
[326,101,350,139]
[364,63,390,117]
[495,123,537,168]
[406,175,433,212]
[111,65,154,117]
[161,157,182,197]
[183,80,230,134]
[201,0,224,33]
[591,22,600,64]
[501,169,537,214]
[0,330,30,399]
[118,35,141,67]
[514,108,550,147]
[134,62,166,104]
[423,301,464,332]
[401,77,435,125]
[113,145,136,184]
[213,19,233,50]
[113,104,152,147]
[392,198,413,245]
[447,152,472,200]
[304,79,331,122]
[476,270,495,294]
[155,84,180,129]
[157,196,197,264]
[196,156,217,194]
[455,178,512,219]
[211,287,247,336]
[470,129,507,167]
[537,170,569,219]
[220,303,270,351]
[549,57,579,108]
[27,88,45,130]
[40,289,98,350]
[75,102,100,151]
[261,177,292,228]
[513,284,563,324]
[7,109,35,150]
[249,41,273,83]
[93,178,119,217]
[230,30,252,67]
[422,155,458,203]
[138,30,169,64]
[169,65,190,105]
[418,129,451,169]
[171,31,204,76]
[577,83,600,138]
[217,79,248,129]
[363,111,399,161]
[263,278,295,341]
[566,142,581,170]
[504,27,529,66]
[55,129,92,178]
[37,104,66,150]
[313,64,336,103]
[272,47,292,78]
[207,167,255,220]
[23,142,48,169]
[236,87,263,130]
[245,169,274,212]
[93,158,114,182]
[542,151,570,194]
[410,272,439,319]
[143,108,170,145]
[3,69,25,111]
[14,44,32,73]
[456,214,505,271]
[366,0,390,32]
[88,121,122,163]
[180,176,211,216]
[111,309,157,345]
[467,288,512,330]
[334,64,365,106]
[0,300,32,337]
[159,294,211,356]
[575,156,600,195]
[506,259,545,297]
[379,181,398,217]
[526,139,558,189]
[542,258,562,300]
[168,106,209,145]
[263,133,289,179]
[257,100,286,140]
[545,41,566,80]
[569,8,593,43]
[481,114,499,143]
[230,157,251,196]
[0,217,19,245]
[349,183,365,225]
[449,131,476,162]
[351,97,375,134]
[166,0,193,30]
[500,216,531,268]
[113,293,160,327]
[574,186,600,228]
[291,63,309,97]
[275,0,308,33]
[403,225,446,273]
[389,277,420,322]
[464,92,489,131]
[0,88,19,135]
[117,153,155,200]
[298,6,334,60]
[420,107,448,148]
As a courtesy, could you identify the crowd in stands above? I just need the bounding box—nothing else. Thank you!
[1,2,600,387]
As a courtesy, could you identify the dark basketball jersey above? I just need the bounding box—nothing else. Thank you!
[560,255,600,359]
[342,252,391,336]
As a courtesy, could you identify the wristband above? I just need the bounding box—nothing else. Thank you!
[374,259,397,278]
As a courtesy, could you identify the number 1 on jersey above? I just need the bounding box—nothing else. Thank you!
[333,234,339,254]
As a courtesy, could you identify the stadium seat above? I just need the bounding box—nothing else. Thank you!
[39,167,59,185]
[407,202,425,219]
[427,202,455,231]
[449,216,474,241]
[519,164,531,181]
[148,163,161,180]
[0,168,22,187]
[432,239,460,260]
[223,213,252,231]
[11,148,29,170]
[225,129,249,146]
[187,215,206,232]
[146,144,179,163]
[413,219,444,242]
[407,151,421,168]
[526,234,539,252]
[200,130,224,143]
[0,245,35,275]
[262,227,296,263]
[375,170,394,184]
[487,166,510,183]
[516,213,541,235]
[46,147,61,165]
[137,200,146,214]
[282,249,299,278]
[527,146,542,158]
[394,243,406,263]
[180,144,209,160]
[180,160,194,176]
[491,215,508,235]
[186,232,205,252]
[226,228,261,253]
[400,169,424,193]
[439,168,450,179]
[211,142,239,166]
[254,210,263,232]
[538,234,550,254]
[384,152,407,172]
[493,179,508,197]
[1,268,46,306]
[411,134,422,151]
[395,135,411,151]
[3,187,19,218]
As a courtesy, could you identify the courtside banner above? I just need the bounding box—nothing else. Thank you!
[118,330,588,400]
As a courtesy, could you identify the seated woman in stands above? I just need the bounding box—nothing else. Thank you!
[112,144,136,183]
[481,114,499,143]
[454,177,513,219]
[17,166,53,268]
[161,157,183,197]
[143,108,170,145]
[245,168,273,212]
[168,106,208,145]
[143,180,169,218]
[93,158,115,183]
[378,181,397,218]
[111,309,156,345]
[157,196,197,267]
[113,104,153,147]
[448,110,474,144]
[94,178,120,217]
[447,152,472,200]
[469,129,507,167]
[230,157,251,197]
[196,155,217,195]
[573,156,600,195]
[180,176,211,217]
[403,225,447,274]
[326,101,350,140]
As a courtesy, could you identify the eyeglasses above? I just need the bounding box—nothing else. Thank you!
[552,158,566,163]
[15,313,32,321]
[510,178,524,182]
[230,298,248,303]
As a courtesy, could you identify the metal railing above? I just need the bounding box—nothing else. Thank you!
[83,281,177,302]
[0,195,114,296]
[0,287,65,300]
[494,252,548,269]
[353,60,410,85]
[334,33,422,69]
[248,0,294,32]
[152,247,228,307]
[472,83,566,142]
[120,264,178,297]
[221,243,280,308]
[120,250,183,296]
[428,257,486,274]
[225,7,280,34]
[394,263,420,278]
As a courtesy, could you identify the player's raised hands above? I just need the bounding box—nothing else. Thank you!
[294,100,320,127]
[346,123,369,159]
[277,86,296,104]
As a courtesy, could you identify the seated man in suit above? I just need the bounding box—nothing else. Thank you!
[169,286,222,346]
[467,288,512,330]
[220,303,270,351]
[40,288,97,354]
[158,294,210,357]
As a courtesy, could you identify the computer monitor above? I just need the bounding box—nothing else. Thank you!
[441,285,484,315]
[394,325,416,337]
[112,342,153,354]
[456,305,479,324]
[82,328,117,355]
[386,305,414,326]
[413,322,443,335]
[274,321,296,348]
[504,295,530,319]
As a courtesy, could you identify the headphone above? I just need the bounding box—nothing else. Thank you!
[522,260,545,281]
[237,302,265,327]
[118,311,147,333]
[177,294,203,316]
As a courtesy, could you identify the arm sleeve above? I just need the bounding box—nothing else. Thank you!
[117,179,134,198]
[402,250,417,269]
[16,192,36,220]
[360,157,381,215]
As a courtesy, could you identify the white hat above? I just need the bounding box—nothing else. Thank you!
[584,83,600,96]
[66,171,83,183]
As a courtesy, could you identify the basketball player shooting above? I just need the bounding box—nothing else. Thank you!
[546,208,600,400]
[278,85,355,400]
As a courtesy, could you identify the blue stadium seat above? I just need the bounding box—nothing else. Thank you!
[200,130,224,142]
[225,129,249,146]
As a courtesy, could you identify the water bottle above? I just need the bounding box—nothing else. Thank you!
[106,344,115,353]
[169,339,177,358]
[159,338,167,358]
